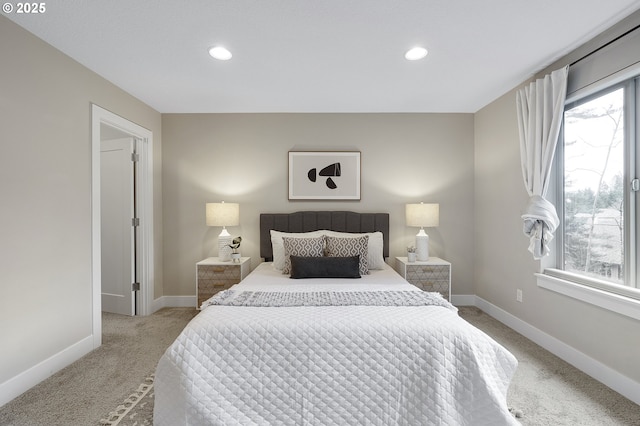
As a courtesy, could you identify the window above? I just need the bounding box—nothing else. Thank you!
[537,25,640,317]
[554,76,639,294]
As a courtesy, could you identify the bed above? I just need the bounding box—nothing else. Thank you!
[154,211,518,425]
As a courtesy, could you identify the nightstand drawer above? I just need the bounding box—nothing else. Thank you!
[409,280,449,295]
[406,265,450,298]
[198,265,241,280]
[197,279,237,304]
[406,265,449,281]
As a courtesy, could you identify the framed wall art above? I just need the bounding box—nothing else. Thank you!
[288,151,361,200]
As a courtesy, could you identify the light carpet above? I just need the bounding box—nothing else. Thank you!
[461,307,640,425]
[0,307,197,426]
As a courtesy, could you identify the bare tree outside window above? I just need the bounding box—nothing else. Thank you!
[563,88,625,284]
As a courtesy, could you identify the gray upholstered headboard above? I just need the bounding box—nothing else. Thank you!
[260,211,389,261]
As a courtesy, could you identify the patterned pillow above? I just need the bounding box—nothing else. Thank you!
[270,230,327,271]
[323,231,385,269]
[282,236,325,274]
[325,235,369,275]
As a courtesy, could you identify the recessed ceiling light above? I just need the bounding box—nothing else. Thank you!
[405,47,428,61]
[209,46,232,61]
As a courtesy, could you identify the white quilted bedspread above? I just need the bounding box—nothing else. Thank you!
[154,265,518,426]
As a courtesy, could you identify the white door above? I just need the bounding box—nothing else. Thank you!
[101,137,136,315]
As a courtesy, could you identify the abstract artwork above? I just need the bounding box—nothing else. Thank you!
[288,151,361,200]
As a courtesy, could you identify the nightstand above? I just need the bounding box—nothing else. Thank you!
[395,257,451,301]
[196,257,251,308]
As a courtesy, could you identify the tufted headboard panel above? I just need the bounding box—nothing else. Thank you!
[260,211,389,261]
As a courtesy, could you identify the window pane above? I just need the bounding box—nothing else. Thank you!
[563,88,625,284]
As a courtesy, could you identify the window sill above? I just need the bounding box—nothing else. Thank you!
[536,272,640,321]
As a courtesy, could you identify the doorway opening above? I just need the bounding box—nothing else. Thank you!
[91,104,154,348]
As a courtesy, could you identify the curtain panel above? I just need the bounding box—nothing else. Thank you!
[516,65,569,259]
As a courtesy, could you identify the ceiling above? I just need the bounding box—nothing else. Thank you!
[6,1,640,113]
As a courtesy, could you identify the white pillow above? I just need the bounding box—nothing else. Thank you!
[322,230,386,270]
[270,230,327,271]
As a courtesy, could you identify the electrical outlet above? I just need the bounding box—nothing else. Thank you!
[516,289,523,303]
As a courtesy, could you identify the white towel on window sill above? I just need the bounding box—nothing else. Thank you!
[522,195,559,260]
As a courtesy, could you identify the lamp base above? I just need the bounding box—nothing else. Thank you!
[415,229,429,261]
[218,228,232,261]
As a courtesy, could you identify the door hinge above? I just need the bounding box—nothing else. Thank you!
[132,282,140,291]
[631,178,640,192]
[132,217,140,227]
[131,153,139,162]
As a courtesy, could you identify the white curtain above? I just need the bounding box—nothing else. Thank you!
[516,65,569,259]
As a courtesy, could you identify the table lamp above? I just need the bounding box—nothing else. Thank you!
[206,201,239,261]
[406,202,439,261]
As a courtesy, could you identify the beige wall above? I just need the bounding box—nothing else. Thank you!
[161,113,475,297]
[0,16,162,387]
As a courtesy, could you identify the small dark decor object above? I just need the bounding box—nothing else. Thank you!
[307,162,341,189]
[229,237,242,262]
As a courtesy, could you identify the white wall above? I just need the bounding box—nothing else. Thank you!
[0,16,162,404]
[161,113,475,298]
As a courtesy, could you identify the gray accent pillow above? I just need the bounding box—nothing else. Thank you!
[282,236,325,274]
[289,256,361,279]
[325,235,369,275]
[322,231,386,269]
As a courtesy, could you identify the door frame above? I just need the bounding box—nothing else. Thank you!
[91,104,154,348]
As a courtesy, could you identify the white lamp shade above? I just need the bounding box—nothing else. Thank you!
[406,203,439,228]
[206,202,239,227]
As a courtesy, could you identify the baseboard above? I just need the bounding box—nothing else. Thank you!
[152,295,197,312]
[474,296,640,406]
[0,335,94,407]
[452,294,476,306]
